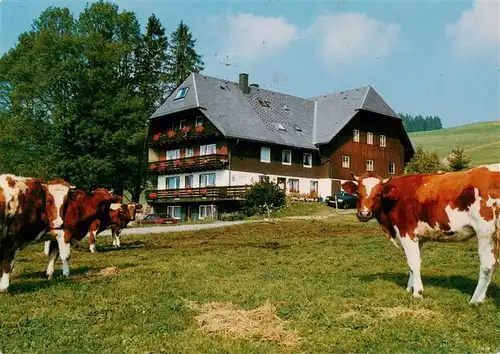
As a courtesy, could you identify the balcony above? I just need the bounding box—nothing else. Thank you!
[146,185,250,203]
[148,122,221,147]
[148,154,229,175]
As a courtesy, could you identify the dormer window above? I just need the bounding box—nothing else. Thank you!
[293,124,302,132]
[275,122,286,131]
[195,116,204,127]
[353,129,360,142]
[174,87,189,100]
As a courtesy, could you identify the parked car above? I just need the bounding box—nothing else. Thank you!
[326,191,358,209]
[138,213,178,225]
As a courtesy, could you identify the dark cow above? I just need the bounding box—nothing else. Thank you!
[87,202,143,252]
[44,188,122,279]
[0,175,72,292]
[342,164,500,304]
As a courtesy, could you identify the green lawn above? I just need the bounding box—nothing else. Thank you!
[409,120,500,166]
[1,215,499,353]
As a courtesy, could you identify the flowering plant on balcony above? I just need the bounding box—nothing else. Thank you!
[148,192,158,200]
[289,187,297,193]
[187,159,195,166]
[158,162,168,172]
[173,191,180,197]
[218,145,228,155]
[153,133,161,141]
[149,163,157,171]
[174,159,182,168]
[195,125,205,134]
[181,125,192,135]
[167,129,176,138]
[200,188,208,195]
[186,187,193,194]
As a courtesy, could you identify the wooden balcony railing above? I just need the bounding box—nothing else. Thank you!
[148,122,221,147]
[148,154,229,174]
[146,185,250,202]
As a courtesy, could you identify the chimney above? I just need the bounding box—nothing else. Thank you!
[239,73,250,94]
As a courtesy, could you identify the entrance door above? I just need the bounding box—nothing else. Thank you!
[277,177,286,191]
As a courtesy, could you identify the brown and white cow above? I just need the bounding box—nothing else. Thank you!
[44,188,122,279]
[342,164,500,304]
[87,202,143,252]
[0,174,71,292]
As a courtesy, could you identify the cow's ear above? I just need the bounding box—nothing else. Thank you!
[136,204,143,210]
[382,184,397,199]
[342,181,358,195]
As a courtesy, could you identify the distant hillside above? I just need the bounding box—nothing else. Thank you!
[408,121,500,166]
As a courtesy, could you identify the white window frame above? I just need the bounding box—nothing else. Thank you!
[195,116,204,126]
[389,163,396,175]
[342,155,350,168]
[185,175,194,187]
[353,129,360,142]
[199,173,216,187]
[367,132,373,145]
[179,119,186,129]
[380,135,386,147]
[166,149,180,160]
[261,147,271,163]
[303,153,312,168]
[366,160,374,171]
[185,147,194,157]
[199,204,217,220]
[166,176,180,189]
[174,87,188,100]
[167,206,181,220]
[200,144,216,156]
[282,150,292,165]
[288,179,299,192]
[310,180,318,193]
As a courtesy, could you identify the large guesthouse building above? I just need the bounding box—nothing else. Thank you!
[146,73,414,221]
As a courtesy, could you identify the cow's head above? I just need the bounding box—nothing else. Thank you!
[44,179,75,230]
[81,188,123,220]
[123,202,143,221]
[342,172,393,222]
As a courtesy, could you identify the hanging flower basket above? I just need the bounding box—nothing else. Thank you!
[148,192,158,200]
[195,125,205,134]
[167,130,176,138]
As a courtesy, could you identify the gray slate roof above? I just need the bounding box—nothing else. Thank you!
[150,73,406,150]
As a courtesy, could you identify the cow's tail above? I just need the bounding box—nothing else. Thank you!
[44,240,51,256]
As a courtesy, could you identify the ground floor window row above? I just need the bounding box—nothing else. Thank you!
[262,175,319,195]
[157,204,221,222]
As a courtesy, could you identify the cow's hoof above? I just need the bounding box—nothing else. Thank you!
[47,274,53,280]
[0,288,9,295]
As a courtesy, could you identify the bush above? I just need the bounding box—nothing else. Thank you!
[241,176,287,216]
[219,212,246,221]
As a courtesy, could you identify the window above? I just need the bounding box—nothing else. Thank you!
[275,122,286,131]
[195,116,204,127]
[303,153,312,168]
[288,179,299,193]
[174,87,188,100]
[199,205,216,220]
[342,155,350,168]
[282,150,291,165]
[185,175,193,187]
[167,206,181,220]
[185,147,194,157]
[380,135,386,147]
[166,149,180,160]
[293,124,302,132]
[353,129,360,142]
[200,144,216,156]
[199,173,216,187]
[367,132,373,145]
[310,180,318,194]
[366,160,374,171]
[179,120,186,129]
[261,147,271,163]
[389,163,396,175]
[166,176,180,189]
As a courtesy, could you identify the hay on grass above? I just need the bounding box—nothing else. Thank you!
[185,299,299,347]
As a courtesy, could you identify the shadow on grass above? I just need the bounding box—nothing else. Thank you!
[360,272,500,307]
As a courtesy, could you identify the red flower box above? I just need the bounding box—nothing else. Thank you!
[148,192,158,200]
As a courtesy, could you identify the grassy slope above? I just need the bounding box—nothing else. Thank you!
[408,120,500,166]
[1,215,499,353]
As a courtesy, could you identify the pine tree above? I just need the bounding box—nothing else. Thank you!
[405,145,444,174]
[166,21,204,91]
[447,143,471,171]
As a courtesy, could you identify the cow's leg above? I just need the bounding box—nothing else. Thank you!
[470,234,496,304]
[56,230,71,277]
[0,249,15,293]
[396,231,424,298]
[46,240,59,280]
[89,230,97,253]
[113,228,121,248]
